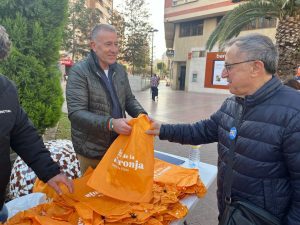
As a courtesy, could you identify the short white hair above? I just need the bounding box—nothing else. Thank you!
[90,24,117,40]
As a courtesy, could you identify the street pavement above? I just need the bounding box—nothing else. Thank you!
[62,80,230,225]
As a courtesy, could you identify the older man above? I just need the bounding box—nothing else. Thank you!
[66,24,147,173]
[147,34,300,224]
[0,25,73,223]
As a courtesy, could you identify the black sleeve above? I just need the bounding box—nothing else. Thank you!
[10,92,60,183]
[159,116,219,145]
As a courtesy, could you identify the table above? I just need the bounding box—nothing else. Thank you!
[6,151,217,224]
[154,151,217,225]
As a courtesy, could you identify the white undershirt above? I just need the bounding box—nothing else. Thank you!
[104,70,109,79]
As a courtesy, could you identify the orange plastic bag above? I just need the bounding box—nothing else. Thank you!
[87,114,154,203]
[154,159,199,187]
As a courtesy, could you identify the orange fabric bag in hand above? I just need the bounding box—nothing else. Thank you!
[87,114,154,203]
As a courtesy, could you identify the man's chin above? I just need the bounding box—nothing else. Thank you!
[108,59,117,65]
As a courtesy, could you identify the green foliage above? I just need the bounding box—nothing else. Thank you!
[206,0,299,51]
[55,113,71,140]
[121,0,151,75]
[62,0,102,61]
[157,62,166,71]
[0,0,67,134]
[111,11,126,61]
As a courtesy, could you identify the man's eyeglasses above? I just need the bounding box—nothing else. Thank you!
[224,60,256,73]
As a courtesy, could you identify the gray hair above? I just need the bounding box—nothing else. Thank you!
[0,25,11,60]
[225,34,278,74]
[90,24,117,40]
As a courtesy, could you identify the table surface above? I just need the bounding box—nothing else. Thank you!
[154,151,217,225]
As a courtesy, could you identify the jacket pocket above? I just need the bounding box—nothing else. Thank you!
[263,179,277,216]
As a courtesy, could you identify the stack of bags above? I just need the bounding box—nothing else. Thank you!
[4,115,207,225]
[4,159,207,225]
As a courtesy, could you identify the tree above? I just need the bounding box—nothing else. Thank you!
[121,0,151,75]
[62,0,102,61]
[206,0,300,81]
[111,10,126,61]
[157,62,166,76]
[0,0,67,134]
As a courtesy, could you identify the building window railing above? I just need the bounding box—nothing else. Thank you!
[242,17,277,30]
[179,20,203,37]
[192,50,206,58]
[172,0,198,7]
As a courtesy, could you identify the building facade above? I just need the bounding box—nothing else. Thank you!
[69,0,113,24]
[86,0,113,24]
[164,0,277,93]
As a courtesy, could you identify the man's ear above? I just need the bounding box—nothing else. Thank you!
[251,60,264,77]
[90,41,96,51]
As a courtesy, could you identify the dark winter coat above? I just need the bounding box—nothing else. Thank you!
[66,52,147,159]
[159,76,300,224]
[0,75,60,209]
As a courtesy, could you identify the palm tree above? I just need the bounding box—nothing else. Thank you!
[206,0,300,81]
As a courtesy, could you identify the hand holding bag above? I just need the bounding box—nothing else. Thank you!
[87,114,154,203]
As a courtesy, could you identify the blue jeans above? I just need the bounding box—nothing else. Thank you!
[0,204,8,223]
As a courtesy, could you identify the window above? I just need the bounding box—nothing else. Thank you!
[192,50,206,58]
[217,16,223,25]
[172,0,198,7]
[242,17,277,30]
[98,0,104,6]
[180,20,203,37]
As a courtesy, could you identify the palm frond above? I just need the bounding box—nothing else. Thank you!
[206,0,282,50]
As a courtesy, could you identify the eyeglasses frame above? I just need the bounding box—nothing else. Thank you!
[224,59,257,73]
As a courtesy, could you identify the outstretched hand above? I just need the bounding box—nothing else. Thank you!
[47,173,74,195]
[145,117,162,136]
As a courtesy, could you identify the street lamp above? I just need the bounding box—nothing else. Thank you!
[148,29,158,77]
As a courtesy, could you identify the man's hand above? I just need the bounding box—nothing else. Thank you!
[145,119,161,136]
[47,173,74,195]
[112,118,132,135]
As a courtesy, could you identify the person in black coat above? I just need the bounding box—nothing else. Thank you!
[146,34,300,224]
[0,25,73,222]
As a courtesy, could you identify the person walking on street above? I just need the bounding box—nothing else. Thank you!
[66,24,147,174]
[150,73,159,101]
[0,25,73,223]
[146,34,300,224]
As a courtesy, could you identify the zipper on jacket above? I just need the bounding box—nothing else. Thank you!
[111,71,126,118]
[95,71,114,112]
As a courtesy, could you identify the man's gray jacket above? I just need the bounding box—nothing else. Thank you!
[159,77,300,224]
[66,52,147,160]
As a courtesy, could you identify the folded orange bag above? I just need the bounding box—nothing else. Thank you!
[87,114,154,203]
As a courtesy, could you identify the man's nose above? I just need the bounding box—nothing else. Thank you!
[221,68,228,78]
[111,45,118,53]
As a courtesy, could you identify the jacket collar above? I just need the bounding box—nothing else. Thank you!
[236,76,283,107]
[88,50,117,73]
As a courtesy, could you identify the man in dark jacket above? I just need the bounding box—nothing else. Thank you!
[0,25,73,222]
[66,24,147,173]
[146,34,300,224]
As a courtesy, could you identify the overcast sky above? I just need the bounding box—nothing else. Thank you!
[113,0,166,60]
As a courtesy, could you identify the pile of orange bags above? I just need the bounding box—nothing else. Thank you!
[5,159,206,225]
[4,115,207,224]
